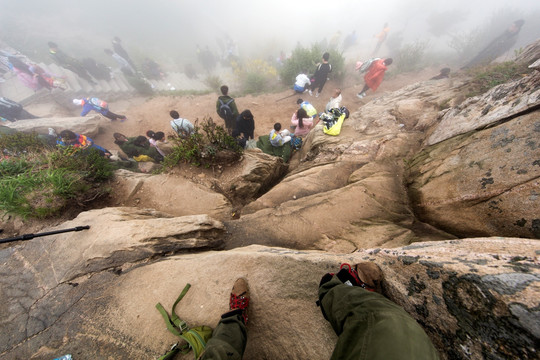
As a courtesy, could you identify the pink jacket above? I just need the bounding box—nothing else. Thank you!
[291,112,314,137]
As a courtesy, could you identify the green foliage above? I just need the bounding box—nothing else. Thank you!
[163,117,243,169]
[204,75,223,92]
[279,44,345,86]
[232,58,279,95]
[0,140,114,219]
[0,131,45,154]
[465,61,532,97]
[393,41,429,74]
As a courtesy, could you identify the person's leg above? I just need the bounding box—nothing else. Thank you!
[102,110,127,121]
[199,310,247,360]
[316,79,327,96]
[319,267,439,360]
[200,278,250,360]
[357,84,370,98]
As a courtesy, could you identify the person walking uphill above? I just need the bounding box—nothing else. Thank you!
[309,52,332,97]
[73,98,127,122]
[216,85,239,134]
[357,58,392,99]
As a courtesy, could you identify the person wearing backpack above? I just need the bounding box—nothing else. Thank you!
[73,98,127,121]
[216,85,239,134]
[356,58,393,99]
[309,52,332,98]
[170,110,195,137]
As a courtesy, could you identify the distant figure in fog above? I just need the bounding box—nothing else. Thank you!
[112,37,137,71]
[462,19,525,69]
[48,42,97,85]
[372,23,390,56]
[104,48,135,76]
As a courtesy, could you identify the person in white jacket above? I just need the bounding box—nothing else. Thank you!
[293,72,311,93]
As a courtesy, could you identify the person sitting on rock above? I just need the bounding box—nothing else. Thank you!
[113,132,163,162]
[73,98,127,122]
[199,264,439,359]
[297,98,317,120]
[325,88,342,112]
[290,107,314,137]
[146,130,173,157]
[57,129,111,157]
[269,122,291,147]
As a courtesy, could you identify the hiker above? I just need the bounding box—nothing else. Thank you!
[113,133,163,162]
[293,71,311,93]
[170,110,195,137]
[309,52,332,97]
[81,57,112,81]
[372,23,390,56]
[56,130,111,157]
[73,98,127,122]
[462,19,525,69]
[430,68,451,80]
[216,85,239,134]
[112,36,137,71]
[356,58,393,99]
[234,110,255,140]
[290,107,314,137]
[7,56,59,92]
[269,122,291,147]
[297,98,318,119]
[0,97,39,122]
[199,264,439,359]
[47,42,97,85]
[104,48,135,76]
[325,88,342,112]
[146,130,172,157]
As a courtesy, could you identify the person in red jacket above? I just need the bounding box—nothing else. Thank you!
[356,58,392,99]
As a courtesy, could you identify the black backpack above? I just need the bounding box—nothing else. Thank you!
[218,98,234,121]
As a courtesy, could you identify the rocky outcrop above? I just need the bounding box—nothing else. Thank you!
[408,111,540,238]
[113,169,232,220]
[4,115,107,138]
[0,215,537,360]
[426,70,540,146]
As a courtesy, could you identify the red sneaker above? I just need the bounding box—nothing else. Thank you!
[229,278,250,324]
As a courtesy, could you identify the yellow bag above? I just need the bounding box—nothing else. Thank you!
[323,113,346,136]
[133,154,153,162]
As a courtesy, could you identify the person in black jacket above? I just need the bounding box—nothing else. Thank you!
[234,110,255,140]
[0,97,39,121]
[309,52,332,97]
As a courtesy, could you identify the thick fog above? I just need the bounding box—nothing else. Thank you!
[1,0,539,69]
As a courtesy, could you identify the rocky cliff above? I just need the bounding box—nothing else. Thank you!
[1,40,539,359]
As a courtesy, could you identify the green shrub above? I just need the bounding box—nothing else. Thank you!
[465,61,532,97]
[0,141,114,219]
[279,44,346,86]
[232,58,279,95]
[204,75,223,92]
[393,40,429,74]
[163,117,243,168]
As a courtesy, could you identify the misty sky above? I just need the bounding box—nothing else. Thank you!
[1,0,539,67]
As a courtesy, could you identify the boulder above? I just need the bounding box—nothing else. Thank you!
[112,170,232,220]
[426,71,540,146]
[408,111,540,239]
[1,229,537,360]
[3,115,108,138]
[227,160,454,251]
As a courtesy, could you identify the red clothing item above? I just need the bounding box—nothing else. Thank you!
[364,59,387,91]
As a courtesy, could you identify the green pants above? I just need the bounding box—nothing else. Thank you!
[319,276,440,360]
[199,310,247,360]
[200,277,439,360]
